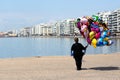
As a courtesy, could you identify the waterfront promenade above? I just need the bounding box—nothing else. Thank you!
[0,53,120,80]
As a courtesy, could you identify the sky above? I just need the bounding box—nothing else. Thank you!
[0,0,120,31]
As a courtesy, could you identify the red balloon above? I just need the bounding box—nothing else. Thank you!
[95,32,101,39]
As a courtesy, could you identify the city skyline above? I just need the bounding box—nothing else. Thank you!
[0,0,120,31]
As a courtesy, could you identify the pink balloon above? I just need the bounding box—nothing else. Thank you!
[95,32,101,39]
[91,27,100,33]
[95,28,100,33]
[80,18,88,25]
[81,25,87,32]
[91,28,95,31]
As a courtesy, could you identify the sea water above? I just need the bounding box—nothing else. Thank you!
[0,37,119,58]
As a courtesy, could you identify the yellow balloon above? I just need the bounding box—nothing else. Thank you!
[104,37,109,41]
[89,31,95,40]
[89,31,94,36]
[91,38,97,48]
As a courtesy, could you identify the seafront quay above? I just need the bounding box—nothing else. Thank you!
[0,53,120,80]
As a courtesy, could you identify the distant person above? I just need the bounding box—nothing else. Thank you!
[71,37,88,70]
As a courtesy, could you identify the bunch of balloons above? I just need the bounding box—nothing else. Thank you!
[75,15,113,48]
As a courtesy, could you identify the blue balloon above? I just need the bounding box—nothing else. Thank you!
[101,31,107,38]
[91,23,99,28]
[97,41,104,46]
[96,43,101,46]
[97,38,103,46]
[103,41,108,45]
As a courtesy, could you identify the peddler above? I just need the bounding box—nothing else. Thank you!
[75,15,113,48]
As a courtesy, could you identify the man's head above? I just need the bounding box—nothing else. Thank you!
[74,37,79,43]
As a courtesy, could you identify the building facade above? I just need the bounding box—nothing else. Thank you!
[97,11,111,24]
[108,9,120,35]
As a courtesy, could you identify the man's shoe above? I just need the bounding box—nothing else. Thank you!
[77,68,81,70]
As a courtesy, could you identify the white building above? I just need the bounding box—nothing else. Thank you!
[19,27,32,37]
[54,21,61,36]
[31,23,53,36]
[97,11,111,24]
[61,19,76,36]
[53,19,78,36]
[41,25,52,36]
[108,9,120,35]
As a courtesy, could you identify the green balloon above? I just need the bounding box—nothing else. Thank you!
[92,15,99,21]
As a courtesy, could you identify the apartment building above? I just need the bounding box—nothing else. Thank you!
[61,19,76,36]
[97,11,111,24]
[97,9,120,35]
[19,27,32,37]
[108,9,120,35]
[53,19,77,36]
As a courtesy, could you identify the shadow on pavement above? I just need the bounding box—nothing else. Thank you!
[89,66,120,71]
